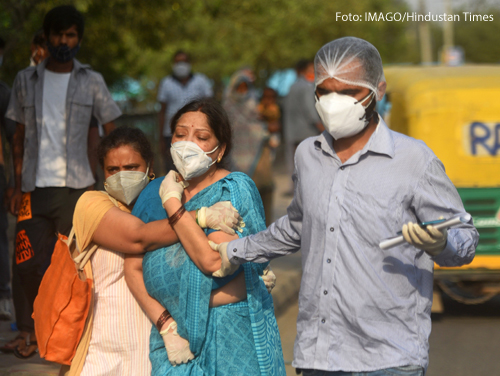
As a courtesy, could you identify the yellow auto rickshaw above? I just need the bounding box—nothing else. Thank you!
[384,65,500,309]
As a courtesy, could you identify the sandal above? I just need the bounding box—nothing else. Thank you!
[0,333,27,353]
[13,332,38,359]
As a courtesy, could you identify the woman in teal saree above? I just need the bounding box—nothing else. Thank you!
[126,99,285,376]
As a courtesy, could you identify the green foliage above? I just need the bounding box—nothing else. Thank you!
[454,7,500,63]
[0,0,416,89]
[3,0,496,105]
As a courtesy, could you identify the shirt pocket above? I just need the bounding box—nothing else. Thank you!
[69,92,93,128]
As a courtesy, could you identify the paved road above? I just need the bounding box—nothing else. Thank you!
[276,293,500,376]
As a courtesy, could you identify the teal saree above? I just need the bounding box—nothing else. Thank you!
[132,172,285,376]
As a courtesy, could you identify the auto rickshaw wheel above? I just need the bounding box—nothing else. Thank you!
[437,280,497,305]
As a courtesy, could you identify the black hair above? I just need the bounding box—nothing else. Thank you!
[0,37,5,50]
[295,59,312,74]
[31,29,46,47]
[98,127,153,168]
[364,92,379,124]
[169,98,232,168]
[173,49,190,62]
[43,5,84,40]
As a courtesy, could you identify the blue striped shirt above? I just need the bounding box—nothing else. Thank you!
[228,119,478,372]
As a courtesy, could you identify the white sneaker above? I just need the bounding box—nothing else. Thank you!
[0,298,12,321]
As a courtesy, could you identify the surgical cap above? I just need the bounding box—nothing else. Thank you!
[314,37,386,100]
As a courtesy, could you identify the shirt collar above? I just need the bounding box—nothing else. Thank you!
[313,117,395,160]
[30,58,90,79]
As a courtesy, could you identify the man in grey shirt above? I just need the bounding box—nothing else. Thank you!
[4,5,120,358]
[283,59,323,193]
[208,37,478,375]
[0,36,16,322]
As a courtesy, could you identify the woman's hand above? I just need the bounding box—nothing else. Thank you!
[160,321,195,366]
[262,266,277,293]
[198,201,245,235]
[160,171,188,205]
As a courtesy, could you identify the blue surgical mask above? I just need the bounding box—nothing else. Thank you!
[47,42,80,63]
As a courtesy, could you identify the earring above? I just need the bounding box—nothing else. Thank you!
[217,156,222,163]
[149,173,156,180]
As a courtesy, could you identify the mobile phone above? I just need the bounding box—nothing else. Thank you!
[396,218,447,235]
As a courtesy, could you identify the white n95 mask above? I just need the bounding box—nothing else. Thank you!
[104,167,149,205]
[171,141,219,180]
[315,91,374,140]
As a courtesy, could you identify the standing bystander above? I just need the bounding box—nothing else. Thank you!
[283,59,323,194]
[0,37,17,321]
[3,5,121,359]
[157,50,213,173]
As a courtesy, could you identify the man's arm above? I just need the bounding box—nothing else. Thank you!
[227,165,304,265]
[10,122,24,215]
[412,158,478,266]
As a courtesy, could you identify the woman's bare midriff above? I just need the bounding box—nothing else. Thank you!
[209,271,247,307]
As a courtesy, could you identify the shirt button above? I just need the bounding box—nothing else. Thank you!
[326,258,331,263]
[233,248,237,253]
[323,290,328,295]
[330,227,334,232]
[321,319,326,324]
[340,166,345,170]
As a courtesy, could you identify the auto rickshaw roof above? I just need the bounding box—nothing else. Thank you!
[385,65,500,95]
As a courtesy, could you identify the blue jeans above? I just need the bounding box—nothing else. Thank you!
[302,365,424,376]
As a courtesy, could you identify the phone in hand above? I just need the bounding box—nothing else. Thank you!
[397,218,446,235]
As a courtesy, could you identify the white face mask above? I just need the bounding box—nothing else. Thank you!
[171,141,219,180]
[315,91,374,140]
[172,62,191,79]
[104,167,149,205]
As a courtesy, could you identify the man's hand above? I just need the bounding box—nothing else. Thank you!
[262,266,276,293]
[160,171,188,205]
[209,240,240,277]
[9,189,23,216]
[160,321,195,366]
[198,201,245,235]
[402,222,448,256]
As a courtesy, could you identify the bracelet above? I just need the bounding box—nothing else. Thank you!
[168,205,186,226]
[156,309,172,332]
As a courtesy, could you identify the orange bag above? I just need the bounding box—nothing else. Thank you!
[33,229,98,365]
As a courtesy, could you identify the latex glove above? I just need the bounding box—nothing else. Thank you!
[160,171,188,205]
[262,266,276,293]
[198,201,245,235]
[160,321,195,366]
[208,240,240,277]
[402,221,448,256]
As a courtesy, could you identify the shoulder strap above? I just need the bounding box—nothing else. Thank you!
[72,192,120,271]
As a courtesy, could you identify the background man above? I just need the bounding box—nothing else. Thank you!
[0,36,16,321]
[211,37,478,375]
[157,50,212,172]
[282,59,323,194]
[4,5,121,358]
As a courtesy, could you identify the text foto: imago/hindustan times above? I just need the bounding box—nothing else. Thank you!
[336,12,494,22]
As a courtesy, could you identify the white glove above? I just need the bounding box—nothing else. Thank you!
[208,241,240,278]
[160,171,188,205]
[402,221,448,256]
[262,266,276,293]
[160,321,195,366]
[198,201,245,235]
